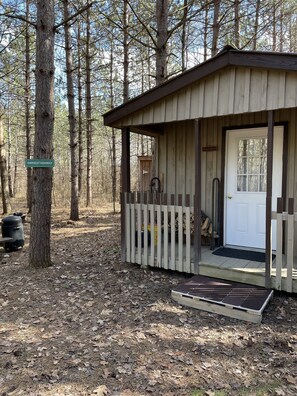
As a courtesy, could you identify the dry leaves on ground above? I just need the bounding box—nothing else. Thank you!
[0,204,296,396]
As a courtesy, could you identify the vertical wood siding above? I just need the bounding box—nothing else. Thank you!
[116,68,297,127]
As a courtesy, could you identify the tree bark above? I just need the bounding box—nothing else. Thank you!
[109,42,117,213]
[25,0,32,211]
[6,111,13,197]
[86,2,93,207]
[0,112,12,215]
[203,3,209,61]
[123,0,129,103]
[156,0,168,85]
[211,0,221,57]
[252,0,260,50]
[77,22,83,196]
[272,1,277,51]
[63,0,79,221]
[29,0,55,268]
[181,0,188,72]
[279,1,284,52]
[234,0,240,48]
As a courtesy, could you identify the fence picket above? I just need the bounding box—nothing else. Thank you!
[185,206,191,273]
[136,201,142,265]
[163,204,169,269]
[178,202,183,271]
[143,192,149,267]
[149,203,155,267]
[125,193,131,263]
[130,193,136,263]
[156,195,162,267]
[275,198,283,290]
[286,198,294,293]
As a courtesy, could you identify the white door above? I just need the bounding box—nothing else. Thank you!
[225,127,283,249]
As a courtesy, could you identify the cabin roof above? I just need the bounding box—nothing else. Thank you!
[103,46,297,127]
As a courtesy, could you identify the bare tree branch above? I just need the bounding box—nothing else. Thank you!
[0,12,37,28]
[54,1,95,31]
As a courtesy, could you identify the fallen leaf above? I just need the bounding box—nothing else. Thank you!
[92,385,109,395]
[286,375,297,385]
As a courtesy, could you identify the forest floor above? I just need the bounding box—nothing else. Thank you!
[0,204,296,396]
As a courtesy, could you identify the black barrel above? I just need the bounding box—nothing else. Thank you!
[1,215,24,251]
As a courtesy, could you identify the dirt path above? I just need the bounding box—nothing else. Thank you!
[0,206,296,396]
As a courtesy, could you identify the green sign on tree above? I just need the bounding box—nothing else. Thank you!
[25,159,55,168]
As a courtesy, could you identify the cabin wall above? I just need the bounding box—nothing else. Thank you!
[157,109,297,218]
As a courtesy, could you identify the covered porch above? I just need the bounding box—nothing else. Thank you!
[123,191,297,293]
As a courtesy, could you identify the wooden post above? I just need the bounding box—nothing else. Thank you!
[194,119,202,274]
[121,127,131,262]
[265,111,274,288]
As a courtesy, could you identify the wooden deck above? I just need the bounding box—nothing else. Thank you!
[136,244,297,293]
[124,193,297,293]
[200,247,297,293]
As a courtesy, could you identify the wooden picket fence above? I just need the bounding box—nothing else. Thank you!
[124,192,194,273]
[124,193,296,293]
[272,197,296,292]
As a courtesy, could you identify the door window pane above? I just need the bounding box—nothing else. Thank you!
[237,175,247,192]
[237,137,267,192]
[248,175,258,192]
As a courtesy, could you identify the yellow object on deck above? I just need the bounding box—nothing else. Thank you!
[147,225,159,246]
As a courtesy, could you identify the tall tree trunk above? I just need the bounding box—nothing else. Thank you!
[252,0,260,50]
[0,112,12,214]
[25,0,32,212]
[181,0,188,72]
[147,43,152,90]
[109,43,117,213]
[211,0,221,57]
[272,1,277,51]
[156,0,168,85]
[63,0,79,221]
[85,2,93,207]
[13,135,18,196]
[234,0,240,48]
[6,111,13,197]
[203,3,209,61]
[77,23,83,196]
[279,1,284,51]
[111,127,116,212]
[123,0,129,103]
[29,0,55,268]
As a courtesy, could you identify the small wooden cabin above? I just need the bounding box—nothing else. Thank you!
[104,46,297,293]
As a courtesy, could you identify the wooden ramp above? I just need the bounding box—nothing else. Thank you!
[171,275,273,323]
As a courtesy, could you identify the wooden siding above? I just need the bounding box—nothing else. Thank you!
[157,109,297,222]
[114,67,297,127]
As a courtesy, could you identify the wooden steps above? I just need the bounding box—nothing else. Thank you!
[171,275,273,323]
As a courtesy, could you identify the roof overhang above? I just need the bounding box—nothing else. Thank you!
[103,47,297,127]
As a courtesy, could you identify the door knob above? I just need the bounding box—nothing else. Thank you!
[227,195,233,199]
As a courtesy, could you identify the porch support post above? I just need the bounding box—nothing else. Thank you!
[194,119,202,273]
[121,127,131,262]
[265,111,274,288]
